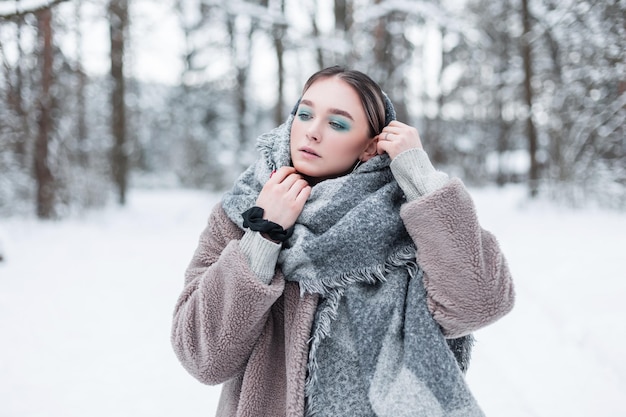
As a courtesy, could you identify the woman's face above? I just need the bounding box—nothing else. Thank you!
[290,77,376,184]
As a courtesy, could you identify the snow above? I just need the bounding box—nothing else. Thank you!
[466,186,626,417]
[1,186,625,416]
[0,0,54,15]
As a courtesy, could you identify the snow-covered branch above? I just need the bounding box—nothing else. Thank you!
[0,0,69,20]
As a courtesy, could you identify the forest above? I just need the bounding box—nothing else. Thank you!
[1,0,624,218]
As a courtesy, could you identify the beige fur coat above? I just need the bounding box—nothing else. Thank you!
[171,179,514,417]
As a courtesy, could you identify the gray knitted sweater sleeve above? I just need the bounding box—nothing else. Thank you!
[239,230,281,284]
[390,148,449,201]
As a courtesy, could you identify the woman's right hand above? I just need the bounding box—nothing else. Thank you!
[255,166,311,230]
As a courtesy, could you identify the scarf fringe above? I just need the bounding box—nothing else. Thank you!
[298,245,418,297]
[256,116,293,171]
[304,245,420,417]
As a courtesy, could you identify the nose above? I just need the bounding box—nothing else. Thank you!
[306,120,322,142]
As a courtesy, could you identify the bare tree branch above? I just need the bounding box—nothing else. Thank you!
[0,0,69,20]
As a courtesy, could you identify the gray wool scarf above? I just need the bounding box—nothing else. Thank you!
[222,114,483,417]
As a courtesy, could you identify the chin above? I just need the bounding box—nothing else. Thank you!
[292,161,312,176]
[290,164,317,184]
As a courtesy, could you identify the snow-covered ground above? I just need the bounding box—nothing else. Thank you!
[1,185,624,417]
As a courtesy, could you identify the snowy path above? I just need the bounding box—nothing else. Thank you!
[467,188,626,417]
[0,190,223,416]
[1,187,625,416]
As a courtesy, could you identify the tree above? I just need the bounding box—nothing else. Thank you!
[269,0,287,125]
[1,0,623,213]
[2,9,30,168]
[534,0,626,206]
[521,0,539,197]
[34,6,55,218]
[74,0,88,168]
[1,0,86,217]
[109,0,129,205]
[226,13,255,173]
[308,0,324,69]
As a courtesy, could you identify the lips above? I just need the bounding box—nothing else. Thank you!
[299,147,320,157]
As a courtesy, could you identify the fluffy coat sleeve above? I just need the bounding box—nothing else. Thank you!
[400,178,515,338]
[171,204,285,385]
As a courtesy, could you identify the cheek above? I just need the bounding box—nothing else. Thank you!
[289,123,300,150]
[336,135,369,156]
[334,142,359,157]
[290,118,308,138]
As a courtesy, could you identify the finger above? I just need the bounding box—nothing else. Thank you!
[375,131,389,142]
[382,125,405,137]
[278,172,306,191]
[294,184,312,205]
[269,166,296,182]
[379,131,399,144]
[376,140,389,155]
[386,120,408,130]
[379,124,401,137]
[286,179,310,199]
[281,177,306,200]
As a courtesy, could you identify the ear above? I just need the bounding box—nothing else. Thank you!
[360,137,379,162]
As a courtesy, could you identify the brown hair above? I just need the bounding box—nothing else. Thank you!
[301,66,387,138]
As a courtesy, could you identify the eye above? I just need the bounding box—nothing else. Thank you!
[329,118,351,132]
[297,109,313,121]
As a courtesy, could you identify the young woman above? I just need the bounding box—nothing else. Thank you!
[171,66,514,417]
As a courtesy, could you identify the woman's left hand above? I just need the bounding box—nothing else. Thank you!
[376,121,423,160]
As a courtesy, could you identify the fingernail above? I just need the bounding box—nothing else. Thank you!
[270,170,276,178]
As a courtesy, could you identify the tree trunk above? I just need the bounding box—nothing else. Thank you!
[372,1,391,83]
[273,0,286,125]
[334,0,352,33]
[333,0,353,65]
[227,14,256,171]
[109,0,129,205]
[310,2,324,69]
[274,35,285,125]
[11,12,28,166]
[521,0,539,197]
[75,0,88,168]
[35,7,55,219]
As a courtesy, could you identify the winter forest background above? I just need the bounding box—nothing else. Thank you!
[1,1,626,416]
[0,0,624,217]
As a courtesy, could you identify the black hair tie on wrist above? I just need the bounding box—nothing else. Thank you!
[242,206,294,243]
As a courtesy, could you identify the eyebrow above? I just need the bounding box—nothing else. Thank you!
[300,99,354,121]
